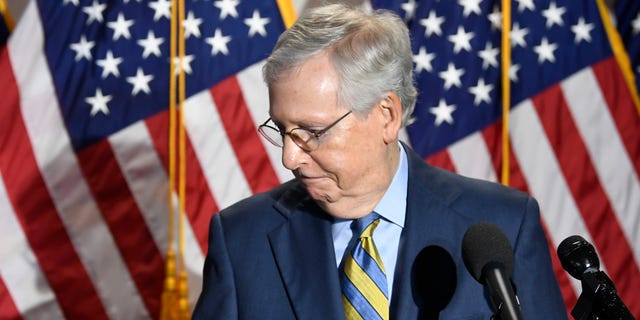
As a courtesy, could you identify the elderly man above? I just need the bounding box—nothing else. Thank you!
[193,3,567,319]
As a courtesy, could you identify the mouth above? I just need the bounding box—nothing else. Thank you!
[295,171,323,181]
[294,171,326,188]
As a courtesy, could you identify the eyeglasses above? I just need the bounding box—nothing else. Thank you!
[258,111,352,152]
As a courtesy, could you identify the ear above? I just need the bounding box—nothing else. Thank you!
[379,91,402,144]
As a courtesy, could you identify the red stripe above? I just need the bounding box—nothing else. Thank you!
[76,141,163,319]
[210,76,280,194]
[425,147,456,172]
[145,110,217,253]
[0,49,109,320]
[184,134,219,253]
[532,83,640,315]
[481,120,577,315]
[0,276,22,320]
[591,57,640,177]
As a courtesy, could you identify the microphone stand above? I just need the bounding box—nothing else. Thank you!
[484,266,523,320]
[571,270,634,320]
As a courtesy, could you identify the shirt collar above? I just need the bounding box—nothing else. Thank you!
[373,142,408,228]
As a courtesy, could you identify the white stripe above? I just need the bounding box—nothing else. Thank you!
[184,90,253,209]
[166,192,205,312]
[109,121,205,309]
[510,99,591,293]
[398,128,412,147]
[109,122,169,254]
[183,219,205,311]
[561,68,640,265]
[0,173,66,320]
[448,132,498,182]
[237,61,293,183]
[8,2,149,318]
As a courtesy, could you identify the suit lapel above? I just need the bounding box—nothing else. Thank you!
[390,146,469,319]
[268,197,344,320]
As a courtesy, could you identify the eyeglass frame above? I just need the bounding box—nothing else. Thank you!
[258,110,353,152]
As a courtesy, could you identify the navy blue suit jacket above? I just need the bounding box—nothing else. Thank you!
[193,145,568,319]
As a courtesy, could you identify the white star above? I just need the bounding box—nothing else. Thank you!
[244,10,270,37]
[126,68,154,95]
[96,50,123,78]
[571,17,594,43]
[515,0,535,12]
[478,42,499,70]
[206,29,232,56]
[137,31,165,58]
[172,55,195,75]
[183,11,203,39]
[82,0,106,25]
[448,26,474,54]
[510,23,529,48]
[107,13,134,41]
[534,37,558,64]
[542,1,566,28]
[413,46,436,73]
[86,88,112,116]
[70,35,95,61]
[400,0,417,21]
[214,0,240,20]
[458,0,482,17]
[631,12,640,35]
[438,63,465,89]
[488,6,502,30]
[64,0,79,5]
[429,99,456,126]
[510,63,521,82]
[420,10,445,37]
[149,0,171,21]
[469,78,494,106]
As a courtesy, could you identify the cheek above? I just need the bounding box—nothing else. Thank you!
[313,121,383,183]
[316,143,377,183]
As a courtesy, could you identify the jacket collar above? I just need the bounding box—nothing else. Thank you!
[268,184,345,320]
[390,143,470,319]
[267,144,470,319]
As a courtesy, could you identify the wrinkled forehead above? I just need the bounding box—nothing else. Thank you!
[267,54,346,124]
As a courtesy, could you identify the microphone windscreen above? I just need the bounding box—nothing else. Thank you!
[556,235,599,280]
[462,222,515,284]
[412,245,457,313]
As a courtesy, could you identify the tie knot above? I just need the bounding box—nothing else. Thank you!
[352,212,381,238]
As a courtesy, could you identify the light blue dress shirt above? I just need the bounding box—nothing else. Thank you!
[332,143,408,302]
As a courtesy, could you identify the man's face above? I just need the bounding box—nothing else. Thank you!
[268,53,397,219]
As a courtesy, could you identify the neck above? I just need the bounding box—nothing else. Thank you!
[322,142,401,219]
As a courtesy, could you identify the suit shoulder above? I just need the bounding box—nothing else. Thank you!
[214,180,307,232]
[413,161,538,227]
[425,163,529,202]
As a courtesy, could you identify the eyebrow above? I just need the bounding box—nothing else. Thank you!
[270,117,326,132]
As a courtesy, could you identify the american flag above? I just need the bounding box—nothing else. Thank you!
[0,0,290,318]
[615,0,640,93]
[372,0,640,317]
[0,0,11,47]
[1,0,639,320]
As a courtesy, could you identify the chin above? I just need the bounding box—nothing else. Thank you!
[307,189,334,203]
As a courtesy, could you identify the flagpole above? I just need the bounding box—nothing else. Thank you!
[500,0,512,186]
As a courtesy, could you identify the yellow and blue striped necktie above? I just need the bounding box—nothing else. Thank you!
[340,212,389,320]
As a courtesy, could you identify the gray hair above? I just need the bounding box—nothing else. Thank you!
[263,3,417,126]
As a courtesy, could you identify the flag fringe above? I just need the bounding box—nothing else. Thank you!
[161,0,190,317]
[594,0,640,115]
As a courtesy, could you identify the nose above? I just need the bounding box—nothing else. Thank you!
[281,135,306,170]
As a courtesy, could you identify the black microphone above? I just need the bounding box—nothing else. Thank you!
[557,235,634,320]
[462,222,523,320]
[411,245,457,319]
